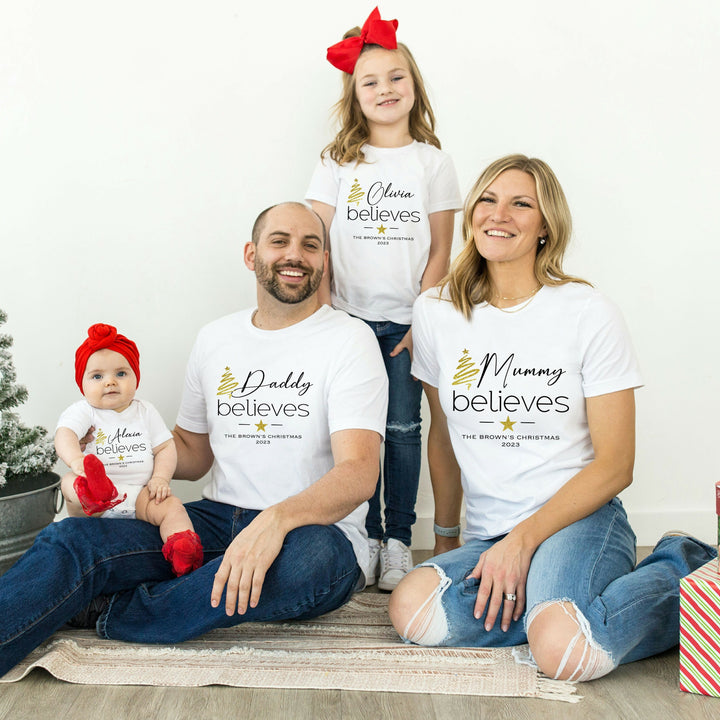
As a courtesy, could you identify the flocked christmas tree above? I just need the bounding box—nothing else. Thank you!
[0,309,56,488]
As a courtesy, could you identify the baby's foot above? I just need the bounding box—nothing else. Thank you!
[162,530,204,576]
[73,455,127,516]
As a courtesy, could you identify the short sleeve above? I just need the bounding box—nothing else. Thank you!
[427,153,463,215]
[139,401,174,449]
[305,157,340,208]
[411,292,441,387]
[579,293,643,397]
[175,336,209,434]
[326,321,388,438]
[56,401,94,438]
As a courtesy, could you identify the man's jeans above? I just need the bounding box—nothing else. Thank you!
[0,499,360,675]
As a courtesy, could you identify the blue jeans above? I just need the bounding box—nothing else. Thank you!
[0,500,360,674]
[408,499,717,665]
[361,320,422,546]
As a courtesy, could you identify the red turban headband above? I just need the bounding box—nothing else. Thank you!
[75,323,140,392]
[326,7,399,74]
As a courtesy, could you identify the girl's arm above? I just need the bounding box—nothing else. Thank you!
[310,201,335,307]
[470,388,636,633]
[424,383,464,555]
[420,210,455,292]
[391,210,455,360]
[147,438,178,503]
[54,427,86,476]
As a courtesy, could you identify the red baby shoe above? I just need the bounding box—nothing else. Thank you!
[162,530,204,576]
[74,455,127,516]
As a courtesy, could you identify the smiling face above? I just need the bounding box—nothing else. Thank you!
[246,204,326,305]
[354,47,415,137]
[81,349,137,412]
[471,169,547,273]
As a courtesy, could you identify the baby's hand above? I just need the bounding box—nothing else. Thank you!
[147,476,171,504]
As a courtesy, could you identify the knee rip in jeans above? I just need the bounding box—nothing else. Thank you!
[401,563,452,645]
[526,600,615,682]
[386,420,421,435]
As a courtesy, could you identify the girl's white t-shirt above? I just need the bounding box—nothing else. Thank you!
[411,283,643,540]
[306,141,462,324]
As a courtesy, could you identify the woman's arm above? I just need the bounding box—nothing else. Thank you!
[423,383,464,555]
[310,201,335,307]
[470,388,636,632]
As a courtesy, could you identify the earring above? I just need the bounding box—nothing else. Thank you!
[539,237,547,245]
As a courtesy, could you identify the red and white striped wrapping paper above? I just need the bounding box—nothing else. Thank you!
[680,559,720,697]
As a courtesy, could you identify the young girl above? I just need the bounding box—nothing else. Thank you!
[305,7,462,590]
[56,323,204,576]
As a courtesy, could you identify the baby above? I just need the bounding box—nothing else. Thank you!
[55,323,203,576]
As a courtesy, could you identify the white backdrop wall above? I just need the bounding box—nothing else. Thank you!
[2,1,718,546]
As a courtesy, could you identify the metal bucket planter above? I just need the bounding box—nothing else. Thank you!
[0,472,63,576]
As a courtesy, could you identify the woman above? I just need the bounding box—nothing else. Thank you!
[388,154,715,681]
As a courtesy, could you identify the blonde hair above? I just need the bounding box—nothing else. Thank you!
[442,154,590,319]
[322,31,440,165]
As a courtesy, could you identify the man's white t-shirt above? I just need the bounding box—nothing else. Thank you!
[306,142,462,324]
[412,283,643,540]
[176,305,389,582]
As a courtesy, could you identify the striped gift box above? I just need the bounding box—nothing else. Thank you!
[680,559,720,696]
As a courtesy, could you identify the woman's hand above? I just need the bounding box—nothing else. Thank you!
[468,532,535,633]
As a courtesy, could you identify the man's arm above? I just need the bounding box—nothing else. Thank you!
[210,427,381,616]
[172,425,215,481]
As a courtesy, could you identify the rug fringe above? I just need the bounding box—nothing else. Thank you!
[536,677,582,703]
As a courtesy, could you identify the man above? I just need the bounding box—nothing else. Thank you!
[0,202,388,673]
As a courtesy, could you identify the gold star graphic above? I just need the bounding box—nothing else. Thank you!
[377,224,387,234]
[500,416,516,432]
[118,455,125,461]
[255,421,267,432]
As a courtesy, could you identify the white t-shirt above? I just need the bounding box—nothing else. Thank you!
[56,398,173,486]
[305,142,462,324]
[176,305,389,582]
[412,283,643,540]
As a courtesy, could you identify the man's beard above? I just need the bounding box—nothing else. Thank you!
[254,255,323,304]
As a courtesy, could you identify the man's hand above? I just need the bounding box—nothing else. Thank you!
[210,507,286,616]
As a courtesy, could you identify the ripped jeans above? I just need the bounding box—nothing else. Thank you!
[360,320,422,546]
[400,499,716,678]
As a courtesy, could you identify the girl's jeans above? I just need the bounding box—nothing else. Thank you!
[402,498,716,667]
[0,499,360,675]
[361,320,422,546]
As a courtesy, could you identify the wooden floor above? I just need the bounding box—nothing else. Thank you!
[2,549,718,720]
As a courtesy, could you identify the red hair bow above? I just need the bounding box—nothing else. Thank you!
[326,7,399,74]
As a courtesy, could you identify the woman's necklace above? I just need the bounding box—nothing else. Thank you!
[491,284,542,313]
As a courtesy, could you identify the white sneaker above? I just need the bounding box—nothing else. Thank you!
[366,538,382,586]
[378,538,412,591]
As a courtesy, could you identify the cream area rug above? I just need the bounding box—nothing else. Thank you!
[1,592,579,702]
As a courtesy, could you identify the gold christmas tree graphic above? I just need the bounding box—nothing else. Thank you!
[217,366,239,397]
[452,349,480,390]
[95,428,108,445]
[347,179,364,206]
